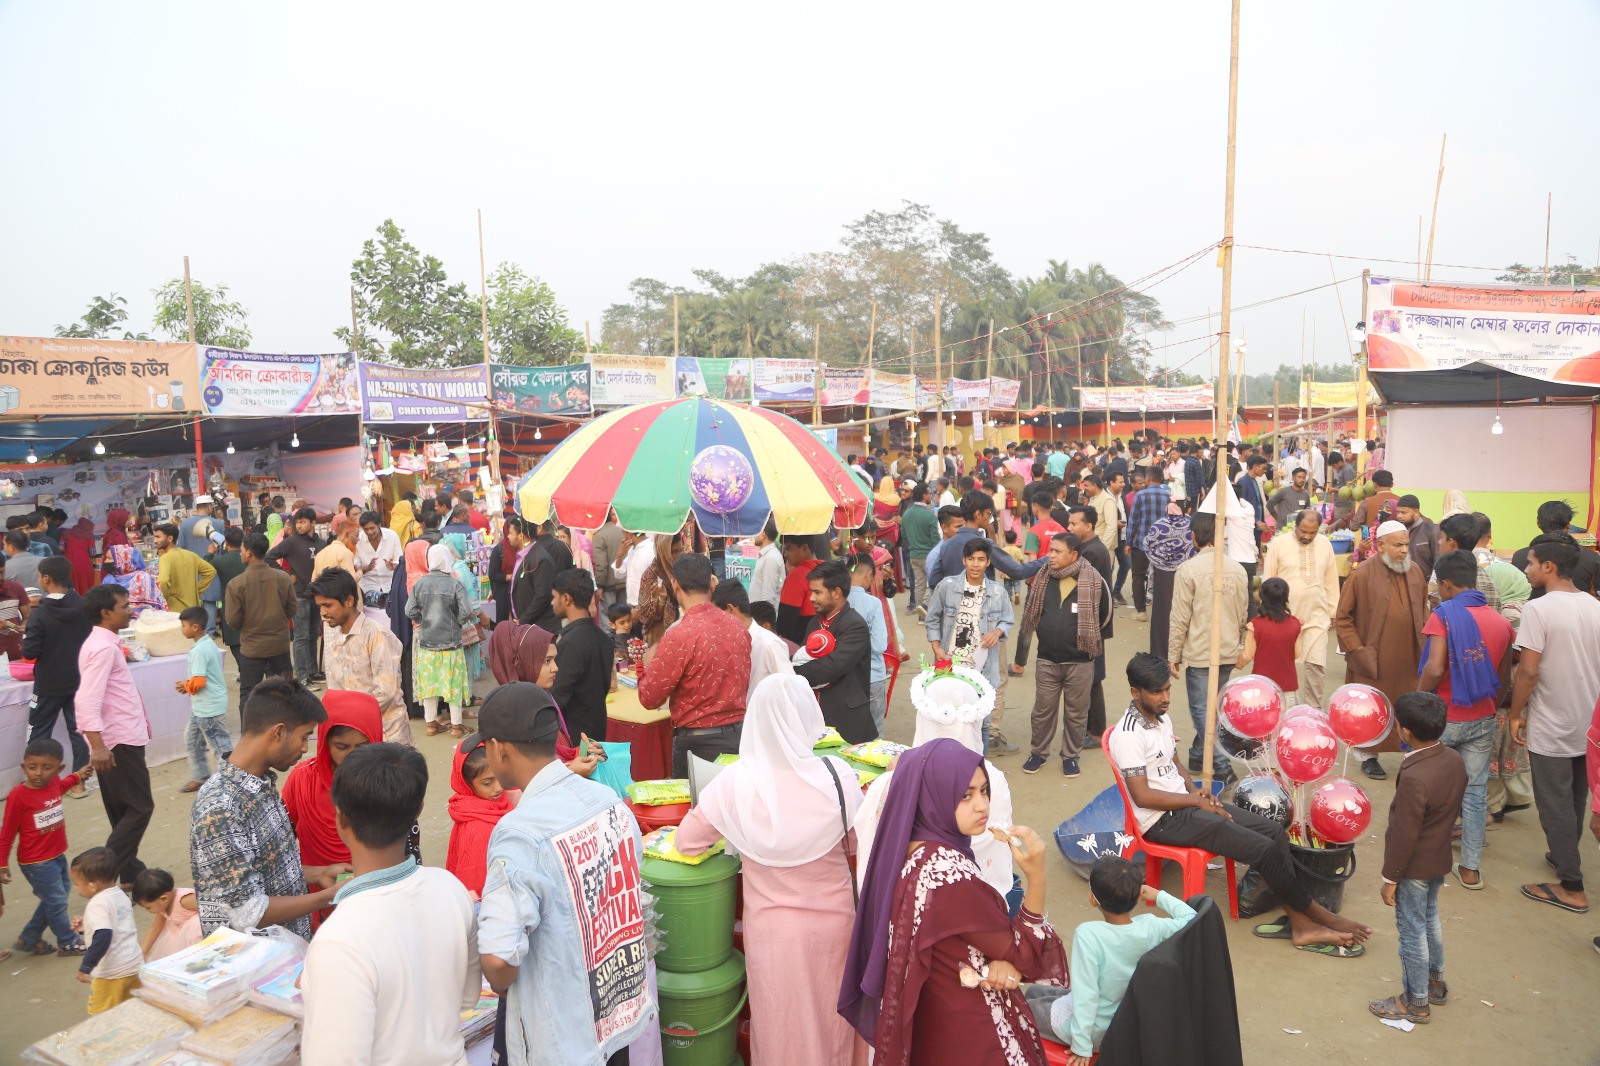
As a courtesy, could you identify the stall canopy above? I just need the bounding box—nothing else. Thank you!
[1371,362,1600,405]
[0,415,361,463]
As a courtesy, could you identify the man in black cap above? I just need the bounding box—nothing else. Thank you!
[1393,494,1439,579]
[475,683,653,1066]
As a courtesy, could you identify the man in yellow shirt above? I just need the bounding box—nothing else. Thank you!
[1083,474,1119,556]
[153,522,217,613]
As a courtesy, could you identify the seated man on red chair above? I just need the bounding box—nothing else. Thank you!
[1109,652,1372,956]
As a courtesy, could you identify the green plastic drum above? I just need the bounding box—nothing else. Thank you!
[642,852,740,973]
[657,950,747,1066]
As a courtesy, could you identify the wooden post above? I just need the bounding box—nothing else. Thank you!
[477,210,500,490]
[1075,335,1084,441]
[1299,310,1306,417]
[985,318,996,445]
[1357,269,1371,473]
[1416,215,1423,277]
[866,300,878,371]
[673,294,681,359]
[933,293,943,441]
[1200,0,1242,794]
[812,324,822,427]
[1103,345,1111,448]
[1543,192,1552,286]
[1424,134,1446,281]
[909,326,918,447]
[584,321,592,353]
[183,256,203,491]
[352,285,368,484]
[1272,379,1280,482]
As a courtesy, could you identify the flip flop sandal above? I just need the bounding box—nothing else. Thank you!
[1520,882,1589,913]
[1453,864,1484,891]
[1428,979,1448,1005]
[11,938,53,957]
[1368,996,1430,1023]
[56,941,87,957]
[1297,942,1365,958]
[1251,917,1292,940]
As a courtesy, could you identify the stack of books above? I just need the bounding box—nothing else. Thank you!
[178,1006,297,1066]
[458,979,499,1047]
[246,961,304,1020]
[137,929,297,1027]
[22,999,193,1066]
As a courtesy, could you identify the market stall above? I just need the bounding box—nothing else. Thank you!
[605,686,672,782]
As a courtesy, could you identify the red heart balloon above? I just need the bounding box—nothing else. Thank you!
[1327,684,1393,748]
[1220,674,1284,740]
[1273,714,1340,785]
[1309,776,1373,844]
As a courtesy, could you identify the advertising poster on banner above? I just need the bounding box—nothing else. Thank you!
[490,363,593,416]
[986,377,1020,410]
[591,354,674,407]
[1297,380,1381,409]
[358,362,489,422]
[867,370,918,410]
[0,337,200,417]
[820,366,870,406]
[0,449,278,520]
[1364,277,1600,383]
[752,358,816,403]
[549,806,651,1047]
[914,376,941,410]
[1077,384,1214,411]
[723,540,760,591]
[944,376,990,411]
[200,348,361,416]
[674,357,753,401]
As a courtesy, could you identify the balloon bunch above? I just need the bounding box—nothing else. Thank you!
[1218,677,1391,847]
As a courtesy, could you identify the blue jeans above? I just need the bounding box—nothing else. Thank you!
[1394,877,1444,1007]
[1439,716,1495,872]
[1184,664,1235,776]
[186,714,233,781]
[19,854,78,949]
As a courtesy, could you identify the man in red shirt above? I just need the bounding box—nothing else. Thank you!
[1418,550,1515,890]
[638,553,752,775]
[0,736,91,955]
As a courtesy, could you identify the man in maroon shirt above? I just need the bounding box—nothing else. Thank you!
[0,553,31,663]
[638,553,752,775]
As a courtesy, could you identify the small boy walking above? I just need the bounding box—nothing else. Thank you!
[70,847,144,1013]
[0,737,92,959]
[176,607,232,793]
[1371,691,1467,1025]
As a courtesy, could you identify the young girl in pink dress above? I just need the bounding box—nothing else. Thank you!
[131,869,201,961]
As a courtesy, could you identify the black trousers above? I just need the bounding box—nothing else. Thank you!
[98,743,153,885]
[1131,548,1151,614]
[672,723,744,777]
[238,651,293,712]
[1150,568,1176,659]
[1145,802,1312,912]
[28,692,89,769]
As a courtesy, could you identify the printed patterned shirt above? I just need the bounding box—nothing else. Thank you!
[323,613,412,745]
[191,760,310,940]
[637,602,752,729]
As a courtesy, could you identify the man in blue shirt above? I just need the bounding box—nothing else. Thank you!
[1046,441,1070,480]
[1125,471,1172,623]
[846,553,892,734]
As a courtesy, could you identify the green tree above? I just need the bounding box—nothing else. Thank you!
[341,219,479,367]
[1496,258,1599,287]
[486,263,585,365]
[151,279,251,347]
[54,293,149,340]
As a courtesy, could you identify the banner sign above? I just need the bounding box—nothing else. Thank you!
[944,376,991,411]
[722,540,760,591]
[1078,383,1214,412]
[674,357,752,401]
[490,362,593,416]
[1297,380,1381,409]
[0,337,201,417]
[358,362,489,423]
[820,366,870,406]
[0,448,278,521]
[915,376,941,410]
[1365,277,1600,383]
[866,371,917,410]
[199,348,360,416]
[753,358,816,403]
[987,377,1020,410]
[591,354,674,407]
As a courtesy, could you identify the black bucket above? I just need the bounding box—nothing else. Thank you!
[1290,843,1356,913]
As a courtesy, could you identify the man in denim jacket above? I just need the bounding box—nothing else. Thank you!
[926,538,1014,746]
[477,683,655,1065]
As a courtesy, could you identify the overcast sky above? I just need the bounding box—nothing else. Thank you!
[3,1,1596,384]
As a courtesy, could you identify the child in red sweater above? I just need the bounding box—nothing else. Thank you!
[1,737,93,959]
[445,733,520,897]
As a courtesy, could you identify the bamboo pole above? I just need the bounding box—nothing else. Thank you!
[1299,310,1306,417]
[1543,193,1552,286]
[1272,379,1280,485]
[584,321,592,353]
[909,326,918,446]
[812,324,822,427]
[1076,335,1084,441]
[1103,345,1111,448]
[477,210,501,490]
[673,294,681,359]
[1357,269,1371,473]
[183,256,203,491]
[352,286,367,483]
[933,293,943,442]
[1424,134,1446,281]
[1200,0,1242,794]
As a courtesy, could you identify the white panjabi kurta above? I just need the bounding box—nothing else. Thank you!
[1260,529,1340,669]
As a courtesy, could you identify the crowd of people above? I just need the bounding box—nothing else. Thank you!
[0,427,1597,1061]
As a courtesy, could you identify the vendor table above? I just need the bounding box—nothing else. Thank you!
[606,685,673,782]
[0,654,192,791]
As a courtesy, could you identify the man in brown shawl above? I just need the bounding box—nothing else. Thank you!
[1334,520,1427,780]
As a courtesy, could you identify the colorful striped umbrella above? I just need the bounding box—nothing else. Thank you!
[514,397,871,537]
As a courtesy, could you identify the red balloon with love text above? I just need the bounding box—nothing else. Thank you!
[1327,683,1393,748]
[1273,714,1340,785]
[1309,776,1373,845]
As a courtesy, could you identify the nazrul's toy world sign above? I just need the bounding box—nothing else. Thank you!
[1364,277,1600,383]
[0,337,201,416]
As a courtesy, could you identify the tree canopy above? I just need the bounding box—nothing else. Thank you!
[152,278,252,348]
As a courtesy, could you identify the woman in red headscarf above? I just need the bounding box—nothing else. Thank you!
[445,733,520,897]
[58,518,96,595]
[101,509,132,580]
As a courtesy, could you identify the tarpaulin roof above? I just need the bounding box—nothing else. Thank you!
[1370,362,1600,405]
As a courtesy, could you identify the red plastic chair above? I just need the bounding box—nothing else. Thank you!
[1040,1038,1096,1065]
[1101,728,1239,921]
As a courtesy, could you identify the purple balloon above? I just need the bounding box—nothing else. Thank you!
[689,445,755,514]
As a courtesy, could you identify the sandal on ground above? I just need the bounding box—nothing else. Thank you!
[1520,882,1588,913]
[12,938,53,956]
[1368,995,1430,1023]
[425,721,444,736]
[1453,864,1484,891]
[1297,942,1365,958]
[449,724,467,739]
[65,785,88,800]
[179,780,204,794]
[1251,917,1292,940]
[56,940,87,957]
[1428,977,1448,1005]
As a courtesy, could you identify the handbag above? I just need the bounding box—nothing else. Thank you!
[822,758,859,906]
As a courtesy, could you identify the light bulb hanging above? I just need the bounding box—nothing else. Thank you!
[291,432,300,448]
[426,422,436,435]
[25,446,37,464]
[94,439,106,455]
[226,442,235,454]
[1491,415,1504,436]
[535,425,543,440]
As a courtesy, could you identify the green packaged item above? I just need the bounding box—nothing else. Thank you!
[627,779,692,806]
[840,739,907,768]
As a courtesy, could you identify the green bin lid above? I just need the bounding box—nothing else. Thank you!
[656,949,746,997]
[641,852,741,887]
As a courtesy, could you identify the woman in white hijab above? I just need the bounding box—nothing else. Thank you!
[404,542,476,737]
[852,669,1017,905]
[676,674,865,1066]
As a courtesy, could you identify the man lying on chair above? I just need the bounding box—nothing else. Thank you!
[1108,652,1373,957]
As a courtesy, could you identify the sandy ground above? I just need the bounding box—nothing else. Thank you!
[3,611,1598,1062]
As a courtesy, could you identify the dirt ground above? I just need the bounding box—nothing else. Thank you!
[4,613,1598,1062]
